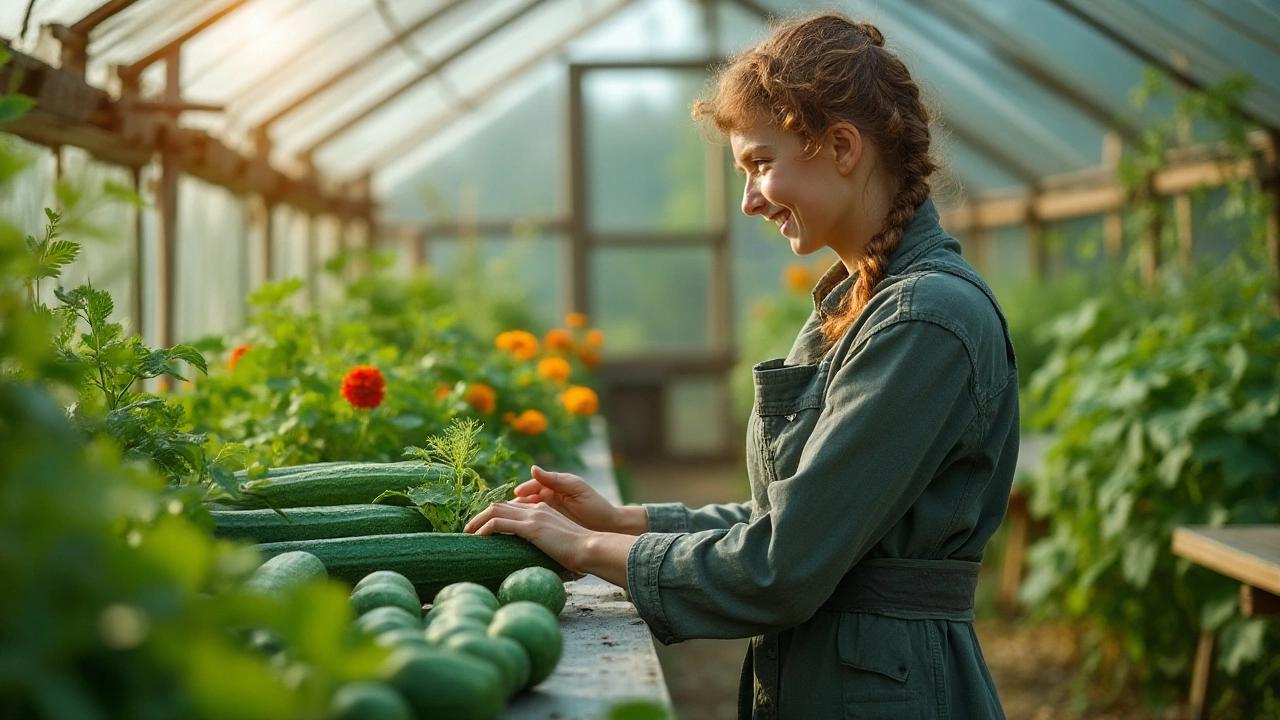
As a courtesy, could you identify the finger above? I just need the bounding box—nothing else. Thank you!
[531,466,587,496]
[474,516,527,537]
[512,494,544,505]
[513,478,548,498]
[464,502,514,533]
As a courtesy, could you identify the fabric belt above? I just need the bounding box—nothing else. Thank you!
[819,557,980,621]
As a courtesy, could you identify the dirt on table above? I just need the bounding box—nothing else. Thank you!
[629,460,1173,720]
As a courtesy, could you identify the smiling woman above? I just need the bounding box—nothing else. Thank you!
[467,10,1019,720]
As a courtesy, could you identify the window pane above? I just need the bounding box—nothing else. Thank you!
[593,246,710,353]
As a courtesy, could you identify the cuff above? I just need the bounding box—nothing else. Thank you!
[626,532,682,645]
[641,502,689,533]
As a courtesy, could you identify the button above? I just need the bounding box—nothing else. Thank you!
[786,413,797,421]
[766,647,776,660]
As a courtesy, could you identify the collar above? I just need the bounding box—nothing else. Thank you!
[809,198,947,317]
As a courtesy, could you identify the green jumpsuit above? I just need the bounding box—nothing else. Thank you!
[625,199,1018,719]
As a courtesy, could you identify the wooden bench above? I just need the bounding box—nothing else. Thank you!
[1171,525,1280,720]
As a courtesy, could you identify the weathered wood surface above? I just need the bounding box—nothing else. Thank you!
[1171,525,1280,596]
[504,417,671,718]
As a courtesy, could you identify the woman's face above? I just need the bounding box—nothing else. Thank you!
[730,121,851,258]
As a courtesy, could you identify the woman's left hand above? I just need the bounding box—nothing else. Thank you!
[465,501,593,573]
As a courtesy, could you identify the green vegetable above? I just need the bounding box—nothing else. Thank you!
[244,550,327,596]
[488,601,562,687]
[383,647,505,720]
[443,634,531,698]
[430,601,495,626]
[210,504,433,543]
[351,582,422,619]
[425,615,489,646]
[329,681,413,720]
[499,566,567,615]
[355,570,418,598]
[255,532,572,599]
[356,606,421,636]
[212,462,448,510]
[433,581,499,609]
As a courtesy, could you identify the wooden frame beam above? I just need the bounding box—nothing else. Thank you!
[116,0,259,81]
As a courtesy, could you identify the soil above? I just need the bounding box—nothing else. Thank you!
[628,460,1173,720]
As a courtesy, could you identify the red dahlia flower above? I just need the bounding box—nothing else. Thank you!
[341,365,385,409]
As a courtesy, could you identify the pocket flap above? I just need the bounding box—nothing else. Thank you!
[837,613,912,683]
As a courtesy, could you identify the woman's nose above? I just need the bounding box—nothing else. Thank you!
[741,181,765,217]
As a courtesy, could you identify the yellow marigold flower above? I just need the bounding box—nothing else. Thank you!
[585,328,604,348]
[561,386,599,416]
[545,328,574,353]
[537,357,572,384]
[465,383,496,413]
[495,330,539,361]
[783,262,813,293]
[565,311,588,328]
[509,409,547,435]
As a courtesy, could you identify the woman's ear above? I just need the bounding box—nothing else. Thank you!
[828,123,863,177]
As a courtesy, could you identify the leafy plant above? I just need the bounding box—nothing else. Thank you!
[377,418,517,533]
[1020,75,1280,717]
[24,208,78,311]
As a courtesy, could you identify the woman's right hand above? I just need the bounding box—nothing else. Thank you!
[512,466,648,535]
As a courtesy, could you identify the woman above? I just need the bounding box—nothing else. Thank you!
[467,12,1018,719]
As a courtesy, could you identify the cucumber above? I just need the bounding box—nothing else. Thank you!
[244,550,327,596]
[212,462,449,510]
[234,461,363,480]
[211,504,432,543]
[254,533,573,599]
[330,681,413,720]
[383,647,505,720]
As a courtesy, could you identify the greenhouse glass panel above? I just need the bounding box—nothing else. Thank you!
[426,234,565,333]
[592,246,711,353]
[175,176,248,342]
[666,376,730,457]
[1047,214,1107,276]
[584,68,712,235]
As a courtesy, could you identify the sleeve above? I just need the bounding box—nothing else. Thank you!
[625,321,979,644]
[643,501,754,533]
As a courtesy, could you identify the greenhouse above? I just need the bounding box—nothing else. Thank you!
[2,0,1278,718]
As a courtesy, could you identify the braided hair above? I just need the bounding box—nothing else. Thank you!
[692,13,938,351]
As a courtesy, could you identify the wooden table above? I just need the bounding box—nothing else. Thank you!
[1171,525,1280,719]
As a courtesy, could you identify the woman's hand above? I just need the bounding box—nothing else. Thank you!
[464,501,636,588]
[511,466,648,535]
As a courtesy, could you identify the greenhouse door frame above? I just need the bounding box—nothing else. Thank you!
[566,59,738,464]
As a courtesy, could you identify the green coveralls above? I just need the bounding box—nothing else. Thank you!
[625,199,1018,719]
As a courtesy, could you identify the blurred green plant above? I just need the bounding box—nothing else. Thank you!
[1020,74,1280,717]
[0,51,386,718]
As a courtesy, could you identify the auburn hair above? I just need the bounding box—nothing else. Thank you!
[692,13,938,351]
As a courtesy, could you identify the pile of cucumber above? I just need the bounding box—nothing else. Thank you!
[207,461,573,598]
[245,551,569,720]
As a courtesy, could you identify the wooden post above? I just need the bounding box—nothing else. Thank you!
[1027,192,1047,279]
[130,165,145,337]
[1172,57,1194,270]
[1103,131,1124,260]
[1266,131,1280,314]
[998,489,1029,617]
[1188,631,1217,720]
[1141,175,1163,288]
[566,64,590,318]
[155,48,181,353]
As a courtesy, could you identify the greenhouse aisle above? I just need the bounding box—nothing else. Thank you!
[628,461,1165,720]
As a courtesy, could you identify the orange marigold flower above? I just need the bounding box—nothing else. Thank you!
[465,382,496,413]
[509,409,547,435]
[537,357,572,384]
[495,330,539,361]
[228,344,252,371]
[544,328,574,353]
[577,346,600,369]
[561,385,599,416]
[783,262,813,293]
[585,328,604,348]
[340,365,385,409]
[502,411,516,424]
[434,384,452,399]
[565,311,588,328]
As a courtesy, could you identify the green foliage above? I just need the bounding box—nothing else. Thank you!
[0,72,385,717]
[380,418,517,533]
[1021,76,1280,716]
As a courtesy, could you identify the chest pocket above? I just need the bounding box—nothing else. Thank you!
[751,358,831,489]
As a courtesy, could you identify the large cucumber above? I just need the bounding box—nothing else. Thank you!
[211,504,433,543]
[254,533,574,599]
[245,550,327,596]
[233,461,364,481]
[212,462,449,510]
